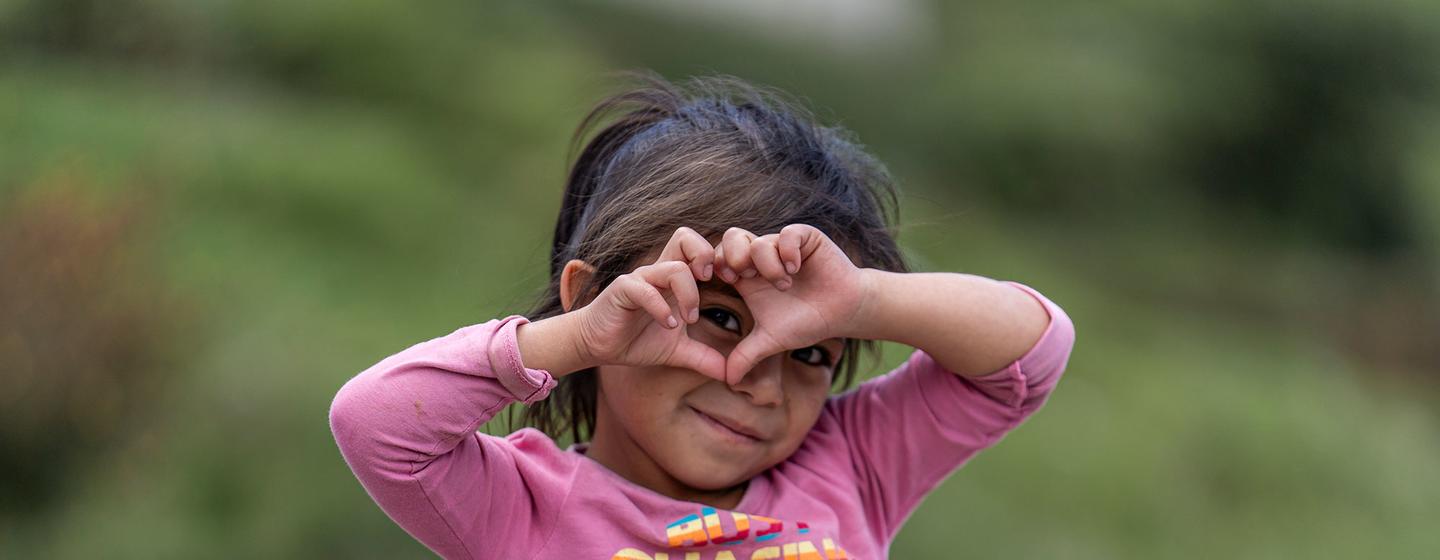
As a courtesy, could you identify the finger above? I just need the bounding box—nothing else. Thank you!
[726,330,783,385]
[657,226,715,281]
[633,259,691,283]
[721,227,757,279]
[749,235,790,290]
[662,262,700,324]
[668,337,728,382]
[713,244,737,284]
[614,274,679,328]
[635,260,696,323]
[777,224,806,274]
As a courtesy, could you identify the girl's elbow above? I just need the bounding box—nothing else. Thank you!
[328,376,377,455]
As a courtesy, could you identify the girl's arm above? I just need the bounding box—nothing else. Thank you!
[850,270,1054,378]
[703,224,1075,541]
[329,242,724,558]
[814,280,1075,542]
[328,315,573,559]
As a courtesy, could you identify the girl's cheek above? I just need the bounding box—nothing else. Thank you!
[786,367,832,400]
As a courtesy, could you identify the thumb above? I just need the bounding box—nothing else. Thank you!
[725,329,782,385]
[668,337,728,383]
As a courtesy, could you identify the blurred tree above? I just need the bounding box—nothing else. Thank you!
[1187,6,1438,255]
[0,175,184,514]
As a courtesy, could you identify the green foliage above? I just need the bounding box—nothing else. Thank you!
[2,0,1437,557]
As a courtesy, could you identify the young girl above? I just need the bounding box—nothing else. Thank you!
[329,73,1076,560]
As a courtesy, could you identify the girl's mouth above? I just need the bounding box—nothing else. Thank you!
[688,406,763,445]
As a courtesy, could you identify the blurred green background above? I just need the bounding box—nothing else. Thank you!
[3,0,1438,557]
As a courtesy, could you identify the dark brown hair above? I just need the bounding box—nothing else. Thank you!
[519,71,910,443]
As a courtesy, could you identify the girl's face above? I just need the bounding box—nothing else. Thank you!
[582,253,845,501]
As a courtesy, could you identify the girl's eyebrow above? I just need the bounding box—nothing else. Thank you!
[698,279,742,300]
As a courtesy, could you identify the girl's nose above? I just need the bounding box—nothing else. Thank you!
[730,355,783,406]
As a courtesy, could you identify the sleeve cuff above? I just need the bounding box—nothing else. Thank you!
[960,281,1074,409]
[486,315,558,405]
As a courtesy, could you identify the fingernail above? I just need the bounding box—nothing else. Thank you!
[688,308,699,323]
[776,278,791,290]
[785,261,798,274]
[741,269,756,278]
[667,316,678,328]
[720,268,736,283]
[702,264,713,280]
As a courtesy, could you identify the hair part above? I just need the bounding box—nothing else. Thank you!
[516,70,910,443]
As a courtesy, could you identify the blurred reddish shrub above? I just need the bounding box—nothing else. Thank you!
[0,174,183,513]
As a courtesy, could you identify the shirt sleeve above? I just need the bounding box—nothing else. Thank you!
[327,315,570,560]
[824,281,1076,542]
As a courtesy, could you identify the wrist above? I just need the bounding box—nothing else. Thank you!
[845,268,893,341]
[515,311,594,377]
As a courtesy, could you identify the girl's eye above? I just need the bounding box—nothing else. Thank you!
[701,307,833,368]
[700,308,741,333]
[791,346,833,368]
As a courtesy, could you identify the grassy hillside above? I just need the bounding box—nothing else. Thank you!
[3,1,1437,557]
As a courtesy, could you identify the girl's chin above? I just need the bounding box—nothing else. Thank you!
[693,457,780,490]
[668,457,756,492]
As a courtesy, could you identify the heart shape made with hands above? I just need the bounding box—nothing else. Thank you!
[652,224,871,385]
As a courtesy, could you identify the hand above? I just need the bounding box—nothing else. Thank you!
[713,224,872,384]
[572,228,728,382]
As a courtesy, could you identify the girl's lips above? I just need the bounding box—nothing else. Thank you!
[689,406,763,444]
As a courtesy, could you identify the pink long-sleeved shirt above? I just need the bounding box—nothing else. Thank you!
[329,281,1075,559]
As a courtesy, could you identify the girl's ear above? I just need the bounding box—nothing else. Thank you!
[560,259,598,312]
